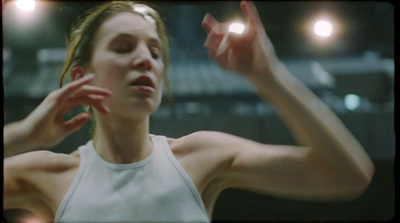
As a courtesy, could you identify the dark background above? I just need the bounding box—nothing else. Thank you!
[3,0,396,222]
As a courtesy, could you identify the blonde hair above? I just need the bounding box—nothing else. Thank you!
[60,1,170,91]
[59,1,171,136]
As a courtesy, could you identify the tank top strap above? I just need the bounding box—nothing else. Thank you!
[150,134,208,215]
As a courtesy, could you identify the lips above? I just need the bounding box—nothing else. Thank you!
[130,76,155,89]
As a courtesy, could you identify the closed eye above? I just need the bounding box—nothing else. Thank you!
[113,47,133,54]
[109,35,135,54]
[108,33,162,59]
[150,48,161,59]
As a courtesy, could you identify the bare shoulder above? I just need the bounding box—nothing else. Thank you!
[168,130,248,148]
[166,131,273,207]
[166,131,241,194]
[5,150,80,173]
[166,131,264,176]
[4,150,80,194]
[168,130,265,156]
[4,150,80,212]
[168,131,224,156]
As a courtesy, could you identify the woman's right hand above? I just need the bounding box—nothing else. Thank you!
[14,74,112,151]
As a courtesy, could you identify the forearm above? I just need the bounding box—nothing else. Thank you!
[252,62,375,184]
[4,120,38,157]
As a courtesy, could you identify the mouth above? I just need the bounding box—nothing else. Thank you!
[129,76,155,93]
[130,76,155,89]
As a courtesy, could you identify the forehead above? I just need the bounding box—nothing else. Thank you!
[96,12,159,42]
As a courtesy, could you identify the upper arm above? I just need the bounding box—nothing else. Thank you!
[225,141,323,199]
[4,156,29,209]
[3,151,55,210]
[194,131,364,201]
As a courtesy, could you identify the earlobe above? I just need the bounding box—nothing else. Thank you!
[71,66,86,81]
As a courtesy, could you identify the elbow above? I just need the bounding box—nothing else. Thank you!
[353,158,375,198]
[345,179,373,201]
[316,159,375,202]
[336,164,375,201]
[354,165,375,199]
[320,178,373,202]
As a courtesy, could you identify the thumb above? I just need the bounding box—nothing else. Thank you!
[240,1,263,28]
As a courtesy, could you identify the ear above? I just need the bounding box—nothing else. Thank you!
[71,66,86,81]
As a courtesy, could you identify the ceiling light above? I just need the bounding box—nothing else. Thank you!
[15,0,36,12]
[314,20,333,37]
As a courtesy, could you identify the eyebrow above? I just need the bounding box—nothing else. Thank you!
[109,32,162,48]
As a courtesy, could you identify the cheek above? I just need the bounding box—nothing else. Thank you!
[90,57,127,87]
[158,79,165,94]
[91,47,126,73]
[99,57,126,75]
[108,59,127,72]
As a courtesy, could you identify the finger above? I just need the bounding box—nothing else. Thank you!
[216,34,229,57]
[57,94,110,117]
[71,95,111,114]
[208,43,231,69]
[204,26,228,56]
[58,73,97,100]
[64,113,91,134]
[240,0,263,27]
[202,13,219,34]
[216,53,230,70]
[69,85,112,99]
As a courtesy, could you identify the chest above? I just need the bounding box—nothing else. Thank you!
[54,147,209,222]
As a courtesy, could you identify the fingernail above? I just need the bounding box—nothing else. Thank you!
[86,73,96,78]
[216,41,228,57]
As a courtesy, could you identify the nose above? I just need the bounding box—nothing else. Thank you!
[131,43,152,71]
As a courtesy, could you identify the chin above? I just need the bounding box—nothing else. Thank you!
[128,99,161,117]
[107,94,162,117]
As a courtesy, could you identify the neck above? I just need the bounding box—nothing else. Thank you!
[92,114,153,164]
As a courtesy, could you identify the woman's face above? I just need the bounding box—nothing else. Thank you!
[86,12,165,118]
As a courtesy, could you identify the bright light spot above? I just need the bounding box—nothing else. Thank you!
[314,20,332,37]
[229,22,245,35]
[15,0,36,12]
[344,94,361,111]
[133,5,147,13]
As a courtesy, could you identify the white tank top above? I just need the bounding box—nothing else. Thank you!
[55,135,210,222]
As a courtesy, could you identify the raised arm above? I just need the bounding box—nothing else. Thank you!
[201,1,374,201]
[4,74,112,157]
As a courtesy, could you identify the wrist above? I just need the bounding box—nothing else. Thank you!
[4,120,36,156]
[18,117,43,150]
[248,60,285,89]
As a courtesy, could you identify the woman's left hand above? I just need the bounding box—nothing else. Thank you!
[202,1,280,82]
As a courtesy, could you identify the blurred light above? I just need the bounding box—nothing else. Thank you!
[344,94,361,111]
[229,22,245,34]
[302,13,343,47]
[3,0,47,30]
[19,214,45,223]
[15,0,36,12]
[3,48,12,62]
[310,61,335,87]
[314,20,332,37]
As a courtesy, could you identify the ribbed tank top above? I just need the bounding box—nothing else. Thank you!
[54,135,210,222]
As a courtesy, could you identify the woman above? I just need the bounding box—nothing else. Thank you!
[4,1,375,222]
